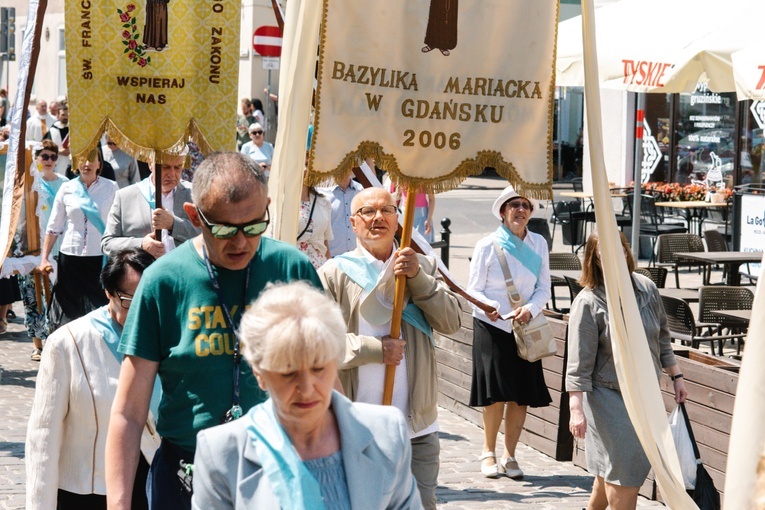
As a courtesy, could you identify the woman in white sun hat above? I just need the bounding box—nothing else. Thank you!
[467,185,552,479]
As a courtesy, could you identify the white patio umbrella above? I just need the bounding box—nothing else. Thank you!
[731,46,765,101]
[556,0,765,93]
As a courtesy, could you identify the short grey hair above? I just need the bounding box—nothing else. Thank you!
[239,281,346,373]
[191,152,268,209]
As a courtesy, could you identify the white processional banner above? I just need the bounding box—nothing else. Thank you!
[309,0,558,198]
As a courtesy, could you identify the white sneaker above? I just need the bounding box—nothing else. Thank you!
[479,452,500,478]
[501,457,524,479]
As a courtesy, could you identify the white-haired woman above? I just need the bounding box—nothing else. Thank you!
[239,122,274,177]
[467,185,552,479]
[191,281,422,509]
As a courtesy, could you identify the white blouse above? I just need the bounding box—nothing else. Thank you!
[467,230,551,334]
[46,177,117,257]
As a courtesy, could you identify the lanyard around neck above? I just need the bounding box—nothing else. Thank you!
[202,245,251,416]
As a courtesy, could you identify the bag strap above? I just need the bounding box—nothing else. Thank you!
[492,242,525,309]
[679,402,702,461]
[296,193,318,241]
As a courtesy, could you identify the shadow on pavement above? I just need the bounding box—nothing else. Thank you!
[0,441,25,459]
[438,431,468,442]
[0,369,37,388]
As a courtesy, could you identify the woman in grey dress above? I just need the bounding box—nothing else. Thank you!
[566,232,687,510]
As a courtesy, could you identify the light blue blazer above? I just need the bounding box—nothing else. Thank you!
[192,392,423,509]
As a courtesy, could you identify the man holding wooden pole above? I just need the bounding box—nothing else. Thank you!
[319,187,461,509]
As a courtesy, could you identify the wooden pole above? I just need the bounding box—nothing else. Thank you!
[382,188,417,406]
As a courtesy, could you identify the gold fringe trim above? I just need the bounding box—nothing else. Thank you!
[70,117,215,169]
[305,141,553,199]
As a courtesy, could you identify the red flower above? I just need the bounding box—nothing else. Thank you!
[122,30,131,39]
[126,3,136,12]
[138,58,147,67]
[128,40,138,49]
[120,12,130,22]
[128,52,136,59]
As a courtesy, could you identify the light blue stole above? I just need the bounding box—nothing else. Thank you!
[71,177,106,234]
[137,178,155,209]
[247,399,326,510]
[88,307,162,418]
[38,178,57,211]
[335,253,433,341]
[493,225,542,278]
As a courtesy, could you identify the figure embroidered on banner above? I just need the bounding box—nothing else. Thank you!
[117,3,153,67]
[421,0,458,57]
[143,0,170,52]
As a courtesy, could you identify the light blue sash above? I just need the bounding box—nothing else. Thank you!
[493,225,542,277]
[71,177,106,234]
[87,307,162,418]
[38,178,57,211]
[247,400,326,510]
[335,253,433,341]
[137,178,155,209]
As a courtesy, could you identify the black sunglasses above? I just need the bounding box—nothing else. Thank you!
[250,130,264,135]
[39,153,58,162]
[196,207,270,239]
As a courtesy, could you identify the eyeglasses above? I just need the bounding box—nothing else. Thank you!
[250,130,264,135]
[39,153,58,162]
[354,205,398,219]
[196,207,270,239]
[116,290,133,309]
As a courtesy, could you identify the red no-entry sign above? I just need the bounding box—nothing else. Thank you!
[253,26,282,57]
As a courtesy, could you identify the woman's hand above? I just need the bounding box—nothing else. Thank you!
[38,259,53,275]
[484,307,500,322]
[673,378,688,404]
[512,307,532,326]
[569,391,587,439]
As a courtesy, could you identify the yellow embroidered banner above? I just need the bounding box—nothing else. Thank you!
[65,0,240,164]
[309,0,558,198]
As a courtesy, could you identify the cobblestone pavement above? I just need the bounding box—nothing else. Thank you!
[0,300,667,509]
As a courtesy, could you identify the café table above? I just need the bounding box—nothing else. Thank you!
[653,200,727,236]
[713,309,751,322]
[674,251,764,286]
[658,287,699,303]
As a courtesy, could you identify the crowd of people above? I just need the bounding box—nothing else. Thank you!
[2,94,681,510]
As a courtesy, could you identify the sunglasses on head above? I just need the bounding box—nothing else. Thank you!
[39,153,58,162]
[196,207,270,239]
[250,130,264,135]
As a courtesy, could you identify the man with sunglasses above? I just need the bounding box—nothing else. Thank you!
[106,152,321,509]
[101,154,198,259]
[318,187,462,510]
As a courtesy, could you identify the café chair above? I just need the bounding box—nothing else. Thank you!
[564,275,584,303]
[703,229,728,284]
[634,267,668,289]
[697,286,753,355]
[549,252,581,312]
[660,295,745,355]
[638,194,687,266]
[655,233,705,288]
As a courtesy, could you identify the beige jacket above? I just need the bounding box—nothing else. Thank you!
[26,312,160,509]
[319,248,462,433]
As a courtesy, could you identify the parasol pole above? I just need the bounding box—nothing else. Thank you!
[382,188,417,406]
[153,149,162,240]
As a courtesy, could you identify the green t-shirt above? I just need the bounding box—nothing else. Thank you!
[119,237,322,451]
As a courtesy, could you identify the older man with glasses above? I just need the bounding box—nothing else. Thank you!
[318,186,462,510]
[101,154,197,259]
[105,152,321,510]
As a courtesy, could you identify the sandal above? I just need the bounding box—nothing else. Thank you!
[501,457,524,479]
[0,319,7,334]
[6,310,15,320]
[479,452,500,478]
[31,348,43,362]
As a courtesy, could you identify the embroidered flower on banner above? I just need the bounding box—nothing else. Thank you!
[117,5,152,67]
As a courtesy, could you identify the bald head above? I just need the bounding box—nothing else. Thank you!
[351,187,394,215]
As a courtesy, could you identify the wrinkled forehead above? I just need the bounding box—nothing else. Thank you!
[351,188,394,211]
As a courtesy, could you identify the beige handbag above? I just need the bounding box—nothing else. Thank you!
[492,242,556,362]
